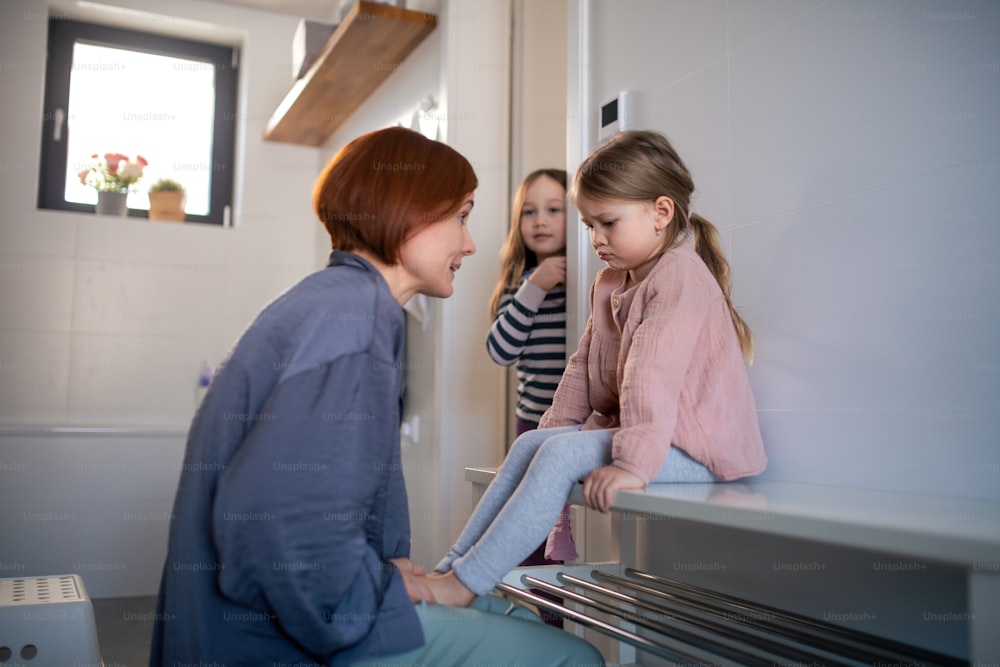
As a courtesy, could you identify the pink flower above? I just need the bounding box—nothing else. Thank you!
[80,152,149,193]
[119,162,143,181]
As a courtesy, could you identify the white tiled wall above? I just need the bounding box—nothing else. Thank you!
[0,0,322,427]
[0,429,188,598]
[578,0,1000,501]
[0,0,516,593]
[0,0,324,596]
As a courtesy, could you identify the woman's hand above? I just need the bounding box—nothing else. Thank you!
[390,557,436,604]
[528,256,567,292]
[582,465,644,513]
[423,571,476,608]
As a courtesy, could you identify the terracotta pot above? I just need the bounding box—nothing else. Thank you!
[148,191,186,222]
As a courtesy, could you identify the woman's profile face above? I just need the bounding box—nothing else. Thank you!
[399,193,476,299]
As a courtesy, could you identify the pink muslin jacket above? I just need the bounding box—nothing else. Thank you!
[539,241,767,483]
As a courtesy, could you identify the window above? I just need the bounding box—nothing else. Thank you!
[38,19,238,225]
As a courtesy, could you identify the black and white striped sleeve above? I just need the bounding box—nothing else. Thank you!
[485,278,548,366]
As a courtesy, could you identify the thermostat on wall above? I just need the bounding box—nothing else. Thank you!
[598,91,633,142]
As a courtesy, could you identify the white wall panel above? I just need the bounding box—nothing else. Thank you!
[573,0,1000,502]
[0,0,318,428]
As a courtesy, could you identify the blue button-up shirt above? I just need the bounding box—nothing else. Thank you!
[151,251,422,666]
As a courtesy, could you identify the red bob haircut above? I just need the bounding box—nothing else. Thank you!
[313,126,478,264]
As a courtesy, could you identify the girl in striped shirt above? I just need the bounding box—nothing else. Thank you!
[486,168,579,564]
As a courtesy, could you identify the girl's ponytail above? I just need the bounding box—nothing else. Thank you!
[689,213,754,364]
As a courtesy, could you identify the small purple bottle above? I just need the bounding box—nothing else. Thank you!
[195,361,213,408]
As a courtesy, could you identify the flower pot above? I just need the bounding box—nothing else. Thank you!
[148,191,186,222]
[95,191,128,216]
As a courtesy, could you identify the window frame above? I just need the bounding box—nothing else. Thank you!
[37,18,239,226]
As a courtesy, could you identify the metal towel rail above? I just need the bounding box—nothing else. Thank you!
[496,567,967,667]
[494,581,714,666]
[607,569,965,667]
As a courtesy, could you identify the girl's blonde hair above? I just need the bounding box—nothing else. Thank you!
[489,169,568,318]
[571,131,753,363]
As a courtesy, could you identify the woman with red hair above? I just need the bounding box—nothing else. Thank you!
[151,127,603,667]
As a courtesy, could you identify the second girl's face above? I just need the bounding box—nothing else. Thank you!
[576,193,670,283]
[399,193,476,299]
[519,175,567,261]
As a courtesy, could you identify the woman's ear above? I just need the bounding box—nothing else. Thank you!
[653,196,675,229]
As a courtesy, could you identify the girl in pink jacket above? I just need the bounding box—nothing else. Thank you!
[426,130,767,608]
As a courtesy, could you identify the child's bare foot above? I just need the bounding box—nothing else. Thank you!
[424,570,476,607]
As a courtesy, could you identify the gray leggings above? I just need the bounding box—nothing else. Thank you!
[435,425,718,595]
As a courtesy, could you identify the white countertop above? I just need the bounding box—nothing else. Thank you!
[465,467,1000,568]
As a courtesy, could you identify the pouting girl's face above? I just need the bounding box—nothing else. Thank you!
[398,193,476,299]
[575,192,673,283]
[519,175,567,261]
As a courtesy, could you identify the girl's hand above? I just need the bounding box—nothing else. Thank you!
[390,557,436,604]
[582,466,644,513]
[528,256,567,292]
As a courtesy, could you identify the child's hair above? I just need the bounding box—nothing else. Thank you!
[313,126,478,265]
[571,131,753,363]
[489,168,568,318]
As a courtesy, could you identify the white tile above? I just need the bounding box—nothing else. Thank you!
[228,216,322,273]
[0,431,186,504]
[643,59,731,228]
[727,0,827,53]
[75,213,232,266]
[0,207,80,258]
[7,496,174,597]
[733,161,1000,416]
[72,257,230,337]
[590,0,727,99]
[67,334,217,425]
[729,0,1000,224]
[756,408,1000,502]
[0,254,74,332]
[0,332,70,423]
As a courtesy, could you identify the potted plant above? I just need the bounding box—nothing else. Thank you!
[78,152,148,216]
[148,178,186,222]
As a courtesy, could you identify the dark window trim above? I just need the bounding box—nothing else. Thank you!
[38,18,238,226]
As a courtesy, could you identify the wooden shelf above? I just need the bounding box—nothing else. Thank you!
[263,1,437,146]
